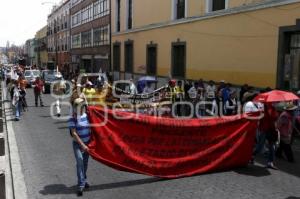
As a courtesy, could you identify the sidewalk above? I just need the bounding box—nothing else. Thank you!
[1,81,28,199]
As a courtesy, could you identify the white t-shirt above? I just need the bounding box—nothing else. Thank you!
[244,101,259,113]
[206,85,216,99]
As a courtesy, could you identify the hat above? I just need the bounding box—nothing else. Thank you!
[284,103,297,111]
[74,98,85,106]
[76,83,82,87]
[86,81,93,86]
[169,79,176,86]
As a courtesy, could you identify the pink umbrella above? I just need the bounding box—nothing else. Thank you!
[253,90,299,103]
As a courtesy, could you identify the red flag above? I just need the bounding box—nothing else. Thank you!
[87,107,258,178]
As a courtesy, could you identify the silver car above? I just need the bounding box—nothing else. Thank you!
[24,70,41,87]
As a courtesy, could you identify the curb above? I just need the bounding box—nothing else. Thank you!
[2,81,28,199]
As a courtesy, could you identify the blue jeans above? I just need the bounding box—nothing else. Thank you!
[72,141,89,188]
[15,100,21,119]
[253,131,275,163]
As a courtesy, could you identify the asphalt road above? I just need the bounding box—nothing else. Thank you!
[10,89,300,199]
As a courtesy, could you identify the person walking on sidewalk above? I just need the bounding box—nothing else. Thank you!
[12,80,21,121]
[69,98,91,197]
[33,76,44,107]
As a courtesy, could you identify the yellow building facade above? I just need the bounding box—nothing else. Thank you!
[111,0,300,90]
[35,26,48,68]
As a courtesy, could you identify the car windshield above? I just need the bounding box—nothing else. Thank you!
[32,71,40,76]
[47,71,61,76]
[44,71,62,81]
[24,71,31,76]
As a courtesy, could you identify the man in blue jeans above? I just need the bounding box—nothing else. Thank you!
[12,80,21,121]
[69,98,91,196]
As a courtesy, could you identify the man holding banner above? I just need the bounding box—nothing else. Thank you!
[69,98,91,196]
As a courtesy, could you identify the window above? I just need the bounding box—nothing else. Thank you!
[147,44,157,75]
[127,0,132,30]
[207,0,227,12]
[72,0,81,7]
[172,42,186,78]
[116,0,121,32]
[94,0,109,19]
[93,25,110,46]
[176,0,185,19]
[72,34,81,48]
[113,43,121,71]
[125,41,133,73]
[213,0,226,11]
[72,11,81,27]
[82,4,93,24]
[81,31,92,47]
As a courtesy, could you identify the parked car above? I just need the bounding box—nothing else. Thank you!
[42,70,63,94]
[24,70,40,87]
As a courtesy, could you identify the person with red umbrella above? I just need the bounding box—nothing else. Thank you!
[251,89,300,168]
[275,103,297,163]
[251,103,279,169]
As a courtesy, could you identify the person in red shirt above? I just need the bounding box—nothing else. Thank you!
[33,76,44,107]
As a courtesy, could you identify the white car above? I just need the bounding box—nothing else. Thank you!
[24,70,41,87]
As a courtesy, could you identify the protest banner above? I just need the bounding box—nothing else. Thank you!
[87,107,258,178]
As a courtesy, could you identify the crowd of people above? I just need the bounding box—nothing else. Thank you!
[2,65,300,196]
[6,71,45,121]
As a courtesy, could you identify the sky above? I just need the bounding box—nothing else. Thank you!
[0,0,60,47]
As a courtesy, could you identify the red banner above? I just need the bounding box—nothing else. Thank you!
[87,107,258,178]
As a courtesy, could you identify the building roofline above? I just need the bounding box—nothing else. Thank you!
[47,0,70,18]
[113,0,300,36]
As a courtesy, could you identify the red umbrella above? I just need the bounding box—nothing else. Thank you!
[253,90,299,103]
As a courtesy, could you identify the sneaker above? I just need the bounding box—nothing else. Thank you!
[85,183,90,189]
[15,118,19,121]
[77,188,84,197]
[267,163,278,170]
[57,113,61,118]
[41,104,44,107]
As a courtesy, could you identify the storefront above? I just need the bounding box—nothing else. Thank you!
[278,21,300,91]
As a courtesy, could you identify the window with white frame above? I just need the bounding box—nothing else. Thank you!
[93,25,110,46]
[172,0,187,20]
[82,4,93,24]
[72,11,81,27]
[72,34,81,48]
[94,0,109,19]
[81,31,92,48]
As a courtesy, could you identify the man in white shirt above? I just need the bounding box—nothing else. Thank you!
[188,82,198,99]
[243,92,259,113]
[206,80,216,100]
[129,79,137,95]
